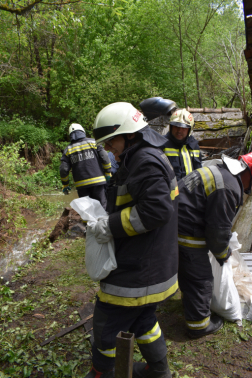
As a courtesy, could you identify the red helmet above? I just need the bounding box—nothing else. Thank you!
[238,152,252,176]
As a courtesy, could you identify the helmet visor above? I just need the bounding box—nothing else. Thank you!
[170,121,191,129]
[93,124,121,142]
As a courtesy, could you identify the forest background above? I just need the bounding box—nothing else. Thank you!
[1,2,252,377]
[0,0,250,219]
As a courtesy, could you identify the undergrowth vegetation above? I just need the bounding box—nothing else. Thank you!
[0,237,94,378]
[0,192,63,245]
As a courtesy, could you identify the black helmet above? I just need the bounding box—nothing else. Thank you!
[139,97,178,121]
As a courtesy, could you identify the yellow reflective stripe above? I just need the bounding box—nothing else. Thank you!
[170,186,179,200]
[75,176,106,187]
[116,193,133,207]
[121,207,138,236]
[136,322,161,344]
[181,146,193,175]
[98,348,116,358]
[97,281,178,307]
[178,234,206,249]
[164,148,180,157]
[66,143,97,155]
[102,163,112,169]
[189,150,200,157]
[62,184,69,189]
[214,246,229,259]
[105,173,112,177]
[61,175,69,182]
[197,167,216,196]
[186,316,210,330]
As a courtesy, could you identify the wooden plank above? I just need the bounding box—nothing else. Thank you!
[199,146,228,150]
[78,302,95,346]
[40,314,93,346]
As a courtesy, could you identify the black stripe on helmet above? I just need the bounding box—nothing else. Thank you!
[170,121,191,129]
[93,125,121,141]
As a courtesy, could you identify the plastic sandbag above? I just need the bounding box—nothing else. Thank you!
[209,249,242,323]
[70,196,117,281]
[229,232,252,321]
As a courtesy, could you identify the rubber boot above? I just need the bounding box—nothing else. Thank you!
[187,314,223,339]
[84,366,114,378]
[133,356,171,378]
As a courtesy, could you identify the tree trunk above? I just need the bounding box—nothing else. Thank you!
[179,1,187,108]
[194,55,202,108]
[46,34,56,111]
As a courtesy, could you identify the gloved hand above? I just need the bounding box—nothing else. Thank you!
[216,249,232,266]
[94,218,112,244]
[63,186,71,195]
[105,174,111,183]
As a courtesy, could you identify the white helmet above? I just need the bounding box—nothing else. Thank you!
[69,123,85,135]
[93,102,148,144]
[170,109,194,135]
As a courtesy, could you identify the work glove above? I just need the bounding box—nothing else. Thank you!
[105,174,111,183]
[94,218,112,244]
[216,248,232,266]
[62,186,71,195]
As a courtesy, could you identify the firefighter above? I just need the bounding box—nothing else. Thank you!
[84,102,179,378]
[177,153,252,338]
[163,109,202,180]
[60,123,111,209]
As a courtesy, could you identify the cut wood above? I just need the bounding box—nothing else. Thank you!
[40,314,93,346]
[78,302,95,346]
[199,146,228,150]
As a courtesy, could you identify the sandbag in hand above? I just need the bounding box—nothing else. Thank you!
[94,218,112,244]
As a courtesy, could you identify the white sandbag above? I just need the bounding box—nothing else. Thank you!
[209,251,242,323]
[70,196,117,281]
[229,232,252,321]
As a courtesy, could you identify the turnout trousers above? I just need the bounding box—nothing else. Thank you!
[91,298,167,371]
[77,185,107,209]
[178,248,214,331]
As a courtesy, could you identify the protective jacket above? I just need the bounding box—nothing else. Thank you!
[163,132,201,180]
[60,137,111,189]
[178,164,243,263]
[177,163,243,330]
[97,126,179,308]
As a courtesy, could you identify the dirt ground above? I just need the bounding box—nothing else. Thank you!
[1,212,252,378]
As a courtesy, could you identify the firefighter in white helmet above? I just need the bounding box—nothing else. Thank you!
[84,102,179,378]
[59,123,111,208]
[162,109,202,180]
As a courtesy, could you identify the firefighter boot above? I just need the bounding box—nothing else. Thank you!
[187,314,223,339]
[84,366,114,378]
[133,356,171,378]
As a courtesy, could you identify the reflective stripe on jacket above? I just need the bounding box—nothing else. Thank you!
[98,141,179,307]
[178,164,243,263]
[163,133,202,180]
[60,137,111,188]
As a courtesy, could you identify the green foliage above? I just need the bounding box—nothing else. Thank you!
[0,136,69,194]
[247,131,252,152]
[0,114,63,152]
[0,141,30,189]
[0,0,247,138]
